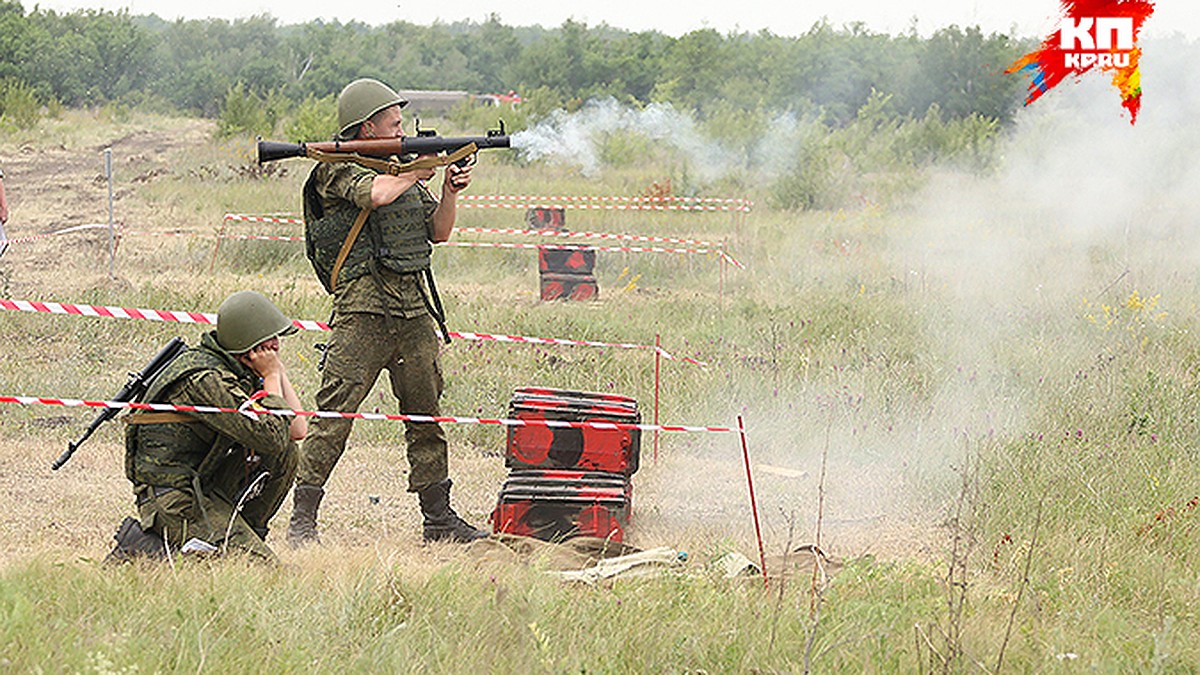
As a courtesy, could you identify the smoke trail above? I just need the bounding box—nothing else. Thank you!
[509,98,740,182]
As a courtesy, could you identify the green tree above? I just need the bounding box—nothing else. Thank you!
[460,15,523,94]
[652,29,729,115]
[0,6,1033,135]
[281,20,372,101]
[910,25,1023,123]
[514,20,615,99]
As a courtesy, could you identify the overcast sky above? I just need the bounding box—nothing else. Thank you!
[26,0,1200,39]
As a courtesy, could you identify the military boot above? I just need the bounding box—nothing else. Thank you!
[418,479,489,543]
[286,485,324,548]
[104,516,166,564]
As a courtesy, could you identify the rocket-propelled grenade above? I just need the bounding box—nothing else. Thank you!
[258,121,511,165]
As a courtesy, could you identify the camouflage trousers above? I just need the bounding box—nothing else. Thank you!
[297,311,447,492]
[136,440,298,562]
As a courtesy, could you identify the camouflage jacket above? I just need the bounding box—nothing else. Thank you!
[124,331,293,489]
[303,161,438,318]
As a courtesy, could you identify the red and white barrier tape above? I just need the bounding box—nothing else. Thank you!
[218,233,305,242]
[0,394,734,434]
[121,230,206,238]
[224,195,753,222]
[0,299,707,366]
[461,194,754,212]
[140,228,746,270]
[460,201,746,213]
[0,299,328,331]
[210,235,731,256]
[466,194,751,205]
[223,214,303,225]
[0,223,110,246]
[441,240,744,270]
[221,215,734,257]
[448,330,705,366]
[457,226,721,248]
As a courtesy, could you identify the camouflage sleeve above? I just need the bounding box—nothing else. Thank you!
[171,370,293,458]
[322,163,375,211]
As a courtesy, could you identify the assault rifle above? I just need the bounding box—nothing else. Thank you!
[257,121,511,174]
[53,336,187,471]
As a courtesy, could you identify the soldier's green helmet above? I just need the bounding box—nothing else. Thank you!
[337,78,408,140]
[216,291,297,354]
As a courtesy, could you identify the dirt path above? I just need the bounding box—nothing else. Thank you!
[5,120,211,229]
[0,117,214,296]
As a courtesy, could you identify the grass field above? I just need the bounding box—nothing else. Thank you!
[1,96,1199,672]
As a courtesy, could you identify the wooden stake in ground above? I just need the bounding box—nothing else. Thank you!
[654,333,661,465]
[209,225,225,273]
[738,414,768,588]
[104,147,115,278]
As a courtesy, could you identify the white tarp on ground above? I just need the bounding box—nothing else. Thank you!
[466,534,842,585]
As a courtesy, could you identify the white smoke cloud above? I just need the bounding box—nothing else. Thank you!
[886,35,1200,462]
[640,36,1200,557]
[509,98,741,182]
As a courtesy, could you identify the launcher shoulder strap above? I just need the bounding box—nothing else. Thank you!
[329,207,372,293]
[307,144,477,175]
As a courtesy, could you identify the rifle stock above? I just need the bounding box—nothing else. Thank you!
[53,336,187,471]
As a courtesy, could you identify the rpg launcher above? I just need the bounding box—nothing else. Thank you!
[257,121,511,174]
[53,336,187,471]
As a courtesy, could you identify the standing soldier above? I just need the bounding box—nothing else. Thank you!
[287,78,486,546]
[109,291,307,562]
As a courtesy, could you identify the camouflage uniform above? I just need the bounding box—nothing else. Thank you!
[126,331,298,560]
[298,160,449,493]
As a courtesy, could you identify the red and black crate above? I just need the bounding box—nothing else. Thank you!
[493,388,641,542]
[539,272,598,301]
[491,470,631,542]
[538,247,596,275]
[525,207,566,230]
[505,387,641,475]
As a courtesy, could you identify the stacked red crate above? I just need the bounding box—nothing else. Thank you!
[525,207,599,301]
[492,387,640,542]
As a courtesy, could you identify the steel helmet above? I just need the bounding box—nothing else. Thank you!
[216,291,297,354]
[337,78,408,139]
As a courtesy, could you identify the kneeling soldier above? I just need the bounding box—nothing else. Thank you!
[107,291,307,562]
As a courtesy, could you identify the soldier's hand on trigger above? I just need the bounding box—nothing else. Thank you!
[444,162,472,194]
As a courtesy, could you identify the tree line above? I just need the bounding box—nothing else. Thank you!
[0,2,1029,126]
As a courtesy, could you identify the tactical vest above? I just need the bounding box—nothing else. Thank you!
[304,170,435,294]
[124,333,259,488]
